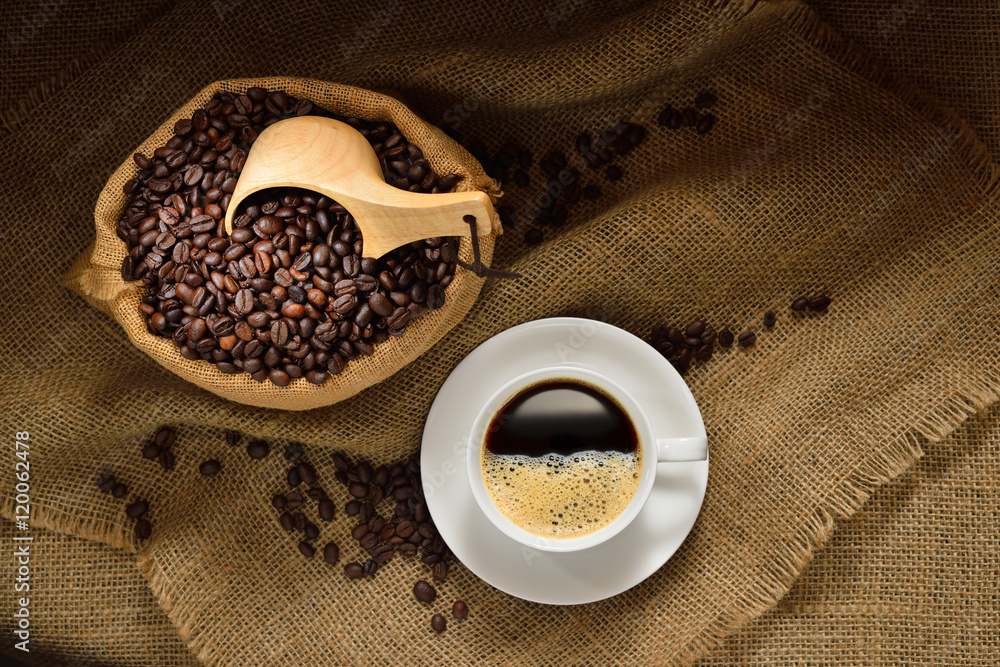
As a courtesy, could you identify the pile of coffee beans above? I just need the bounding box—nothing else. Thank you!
[119,87,464,386]
[96,472,153,542]
[457,91,718,246]
[647,294,831,375]
[329,453,456,583]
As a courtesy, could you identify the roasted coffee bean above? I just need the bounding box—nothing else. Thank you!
[791,296,809,311]
[432,561,448,581]
[126,500,149,518]
[298,541,315,558]
[738,331,756,347]
[684,320,705,338]
[159,448,176,470]
[318,498,335,522]
[304,523,320,541]
[452,600,469,620]
[694,92,717,108]
[271,494,287,510]
[345,500,361,515]
[297,462,316,485]
[524,228,543,245]
[284,492,303,509]
[155,427,175,449]
[293,512,307,531]
[279,512,295,531]
[362,559,379,576]
[426,284,445,310]
[764,310,777,328]
[344,562,364,579]
[413,580,437,603]
[718,329,734,348]
[372,544,394,564]
[681,108,697,126]
[224,430,240,446]
[134,519,152,541]
[348,482,369,498]
[142,443,161,460]
[808,294,831,311]
[199,458,222,476]
[246,440,270,459]
[111,482,128,498]
[323,541,340,565]
[287,466,301,487]
[351,523,370,541]
[431,614,447,633]
[359,532,378,550]
[696,114,716,135]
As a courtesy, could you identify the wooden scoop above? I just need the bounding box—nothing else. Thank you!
[223,116,494,258]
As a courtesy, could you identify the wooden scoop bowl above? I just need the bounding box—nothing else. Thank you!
[223,116,494,258]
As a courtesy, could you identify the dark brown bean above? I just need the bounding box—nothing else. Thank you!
[323,542,340,565]
[413,580,437,603]
[452,600,469,620]
[125,500,149,518]
[344,562,364,579]
[199,459,221,476]
[737,331,756,347]
[431,614,446,633]
[807,294,831,311]
[246,440,269,459]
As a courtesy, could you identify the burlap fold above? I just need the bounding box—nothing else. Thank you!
[3,0,1000,665]
[63,76,500,410]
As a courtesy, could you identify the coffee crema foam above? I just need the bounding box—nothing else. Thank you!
[482,450,641,538]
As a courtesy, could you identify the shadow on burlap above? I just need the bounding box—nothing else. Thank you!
[2,0,1000,665]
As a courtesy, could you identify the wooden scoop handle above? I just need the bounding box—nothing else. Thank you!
[223,116,494,259]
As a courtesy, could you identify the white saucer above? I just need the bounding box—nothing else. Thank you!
[421,317,709,605]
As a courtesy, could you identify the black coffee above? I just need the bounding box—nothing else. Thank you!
[485,379,637,458]
[481,378,642,538]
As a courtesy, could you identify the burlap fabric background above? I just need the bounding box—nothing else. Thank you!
[63,76,499,410]
[3,0,999,665]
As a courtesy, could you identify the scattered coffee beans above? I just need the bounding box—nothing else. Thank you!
[199,459,222,476]
[764,310,776,328]
[452,599,469,620]
[738,331,756,347]
[121,87,462,386]
[298,541,315,558]
[344,562,363,579]
[111,483,128,499]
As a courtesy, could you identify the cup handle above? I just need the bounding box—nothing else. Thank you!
[656,436,708,462]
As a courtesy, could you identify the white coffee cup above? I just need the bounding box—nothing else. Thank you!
[467,365,707,553]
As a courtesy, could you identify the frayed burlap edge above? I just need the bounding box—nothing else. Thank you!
[661,1,1000,664]
[62,76,501,411]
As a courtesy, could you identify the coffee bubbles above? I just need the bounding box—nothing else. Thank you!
[480,378,641,539]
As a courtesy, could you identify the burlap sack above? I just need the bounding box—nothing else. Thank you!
[63,77,500,410]
[3,0,1000,665]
